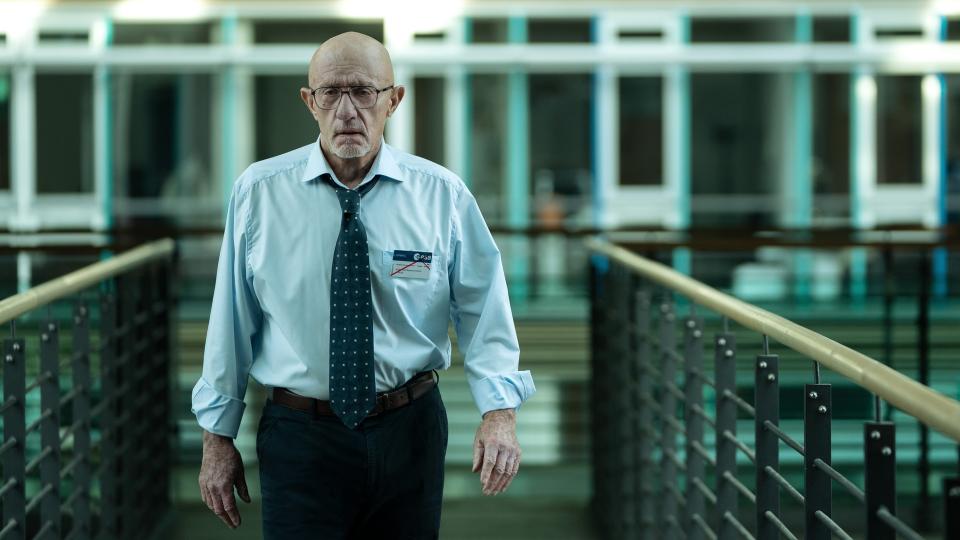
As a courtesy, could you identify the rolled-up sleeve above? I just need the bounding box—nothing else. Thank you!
[191,180,262,438]
[449,189,535,416]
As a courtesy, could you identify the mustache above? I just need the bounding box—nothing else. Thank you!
[333,125,367,135]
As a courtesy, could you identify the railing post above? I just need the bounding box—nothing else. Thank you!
[144,264,171,529]
[635,285,656,538]
[99,290,119,538]
[755,352,780,540]
[118,273,138,536]
[40,317,62,538]
[864,422,896,540]
[129,270,151,530]
[916,250,931,530]
[156,260,174,521]
[881,246,894,421]
[714,329,737,540]
[945,476,960,540]
[72,302,92,540]
[612,266,634,538]
[2,336,26,540]
[804,383,832,540]
[156,259,177,524]
[658,297,679,538]
[683,314,705,540]
[589,258,612,540]
[120,271,144,538]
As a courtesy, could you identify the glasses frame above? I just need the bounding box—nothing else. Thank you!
[309,85,396,110]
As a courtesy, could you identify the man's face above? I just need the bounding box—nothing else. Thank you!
[301,64,401,160]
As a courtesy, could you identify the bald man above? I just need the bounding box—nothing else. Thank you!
[192,32,535,539]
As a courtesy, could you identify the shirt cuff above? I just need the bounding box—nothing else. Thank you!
[191,378,247,439]
[469,371,536,416]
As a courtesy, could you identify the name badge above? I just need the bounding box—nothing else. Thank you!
[390,250,432,279]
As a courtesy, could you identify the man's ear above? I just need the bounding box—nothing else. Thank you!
[386,85,405,117]
[300,87,318,120]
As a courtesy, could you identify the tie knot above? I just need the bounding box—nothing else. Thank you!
[337,189,361,214]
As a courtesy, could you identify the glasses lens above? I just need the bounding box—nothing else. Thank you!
[316,88,343,109]
[349,87,377,108]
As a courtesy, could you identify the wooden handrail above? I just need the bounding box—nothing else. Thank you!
[0,239,175,325]
[588,237,960,443]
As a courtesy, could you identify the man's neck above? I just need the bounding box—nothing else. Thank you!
[322,140,381,189]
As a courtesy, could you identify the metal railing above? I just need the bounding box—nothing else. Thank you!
[587,238,960,540]
[0,239,176,540]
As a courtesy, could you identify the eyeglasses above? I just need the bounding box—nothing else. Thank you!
[310,85,395,110]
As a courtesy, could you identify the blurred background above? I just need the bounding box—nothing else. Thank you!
[1,0,960,538]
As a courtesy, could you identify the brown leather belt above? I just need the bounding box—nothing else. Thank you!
[271,371,437,418]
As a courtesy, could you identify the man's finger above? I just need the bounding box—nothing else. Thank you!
[495,453,522,494]
[484,446,509,494]
[236,468,252,503]
[480,445,500,493]
[207,487,232,527]
[499,454,521,494]
[492,453,516,494]
[200,484,210,509]
[490,449,511,493]
[471,437,484,473]
[218,489,241,528]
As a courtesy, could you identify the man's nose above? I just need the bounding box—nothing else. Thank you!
[335,92,359,120]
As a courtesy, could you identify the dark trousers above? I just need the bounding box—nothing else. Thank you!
[257,384,448,540]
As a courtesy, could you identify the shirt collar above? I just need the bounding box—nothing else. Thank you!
[301,136,404,187]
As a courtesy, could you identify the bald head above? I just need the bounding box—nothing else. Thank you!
[308,32,394,88]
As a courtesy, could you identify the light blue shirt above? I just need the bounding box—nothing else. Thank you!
[191,138,535,438]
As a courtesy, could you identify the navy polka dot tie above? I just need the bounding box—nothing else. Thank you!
[326,175,379,429]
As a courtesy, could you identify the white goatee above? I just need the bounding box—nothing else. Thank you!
[332,140,371,159]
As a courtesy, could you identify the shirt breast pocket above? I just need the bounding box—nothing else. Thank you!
[379,249,447,329]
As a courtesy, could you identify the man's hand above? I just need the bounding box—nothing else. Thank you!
[198,430,251,528]
[472,409,521,496]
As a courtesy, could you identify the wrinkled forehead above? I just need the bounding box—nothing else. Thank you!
[311,65,381,87]
[309,48,393,87]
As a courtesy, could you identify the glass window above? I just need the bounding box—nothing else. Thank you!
[691,17,793,43]
[876,76,922,184]
[947,18,960,41]
[111,73,214,224]
[113,23,212,45]
[529,74,592,222]
[813,73,850,220]
[413,77,445,166]
[469,73,508,221]
[254,75,318,161]
[813,17,851,43]
[528,18,592,43]
[36,73,93,194]
[690,73,784,227]
[253,20,383,44]
[470,18,508,43]
[619,76,662,186]
[0,73,9,191]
